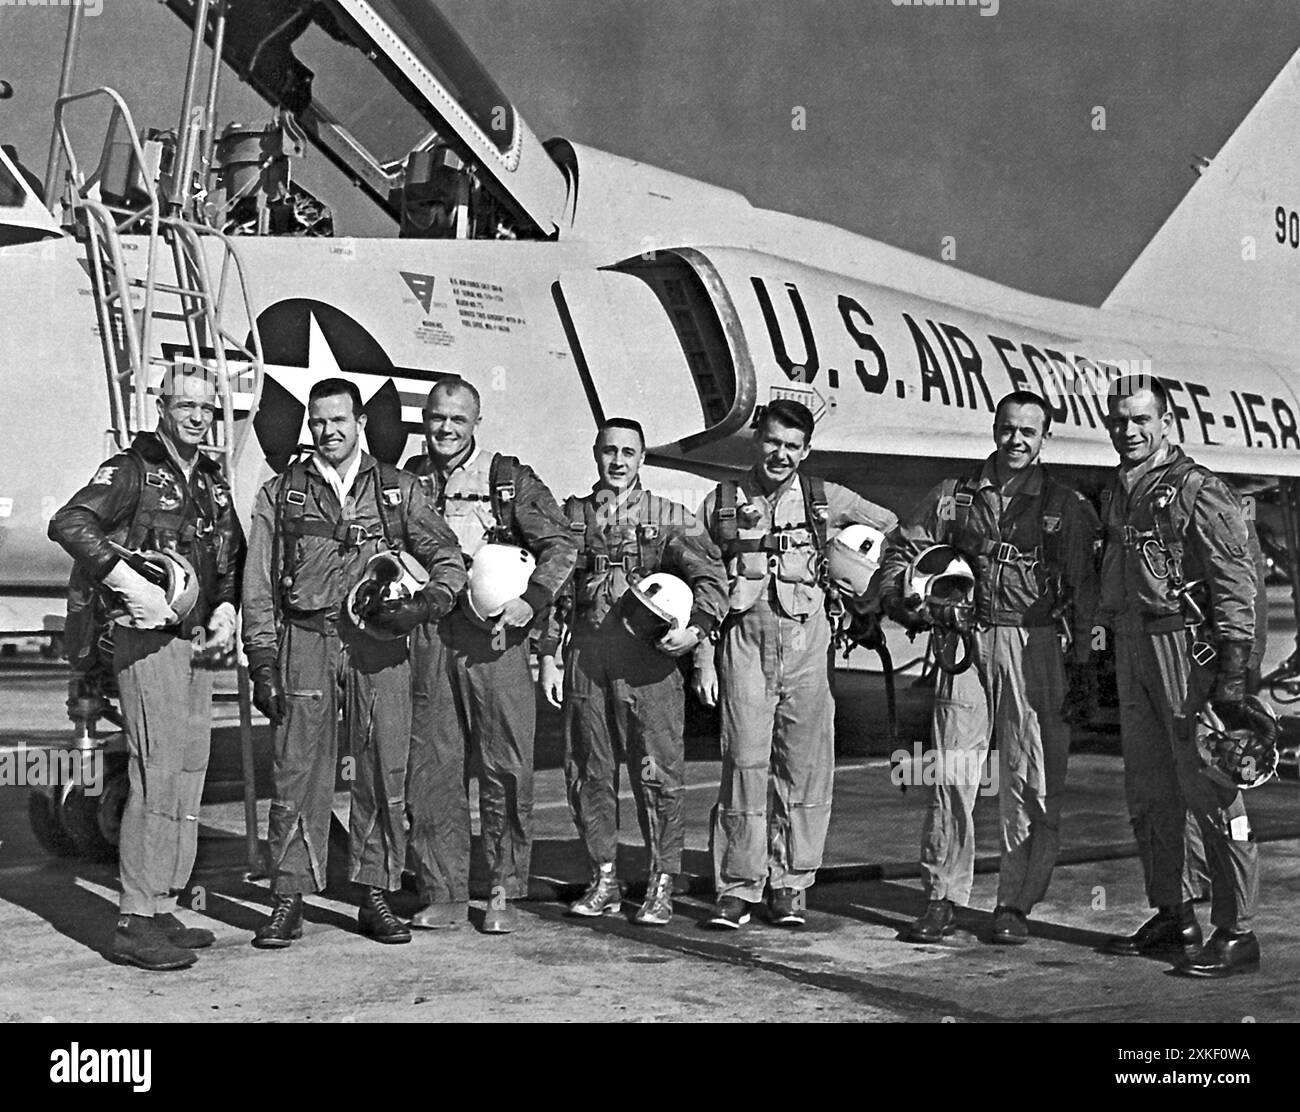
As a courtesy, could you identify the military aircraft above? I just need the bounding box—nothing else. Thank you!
[2,0,1299,644]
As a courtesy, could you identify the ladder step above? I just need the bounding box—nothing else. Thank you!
[125,278,214,300]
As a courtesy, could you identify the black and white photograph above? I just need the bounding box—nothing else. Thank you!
[0,0,1296,1060]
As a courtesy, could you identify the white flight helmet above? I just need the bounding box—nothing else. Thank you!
[1197,697,1281,790]
[619,572,694,643]
[825,523,888,600]
[110,548,200,628]
[904,544,976,629]
[463,543,536,628]
[347,550,431,640]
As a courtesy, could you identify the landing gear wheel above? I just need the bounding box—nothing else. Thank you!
[58,754,129,863]
[28,791,78,857]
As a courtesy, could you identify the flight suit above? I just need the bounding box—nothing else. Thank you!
[540,484,728,875]
[405,444,576,904]
[1098,444,1260,931]
[49,431,244,917]
[881,455,1101,911]
[697,469,896,902]
[242,453,464,896]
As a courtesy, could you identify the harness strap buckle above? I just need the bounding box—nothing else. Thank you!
[336,521,380,548]
[767,529,811,553]
[994,541,1040,567]
[1122,525,1158,548]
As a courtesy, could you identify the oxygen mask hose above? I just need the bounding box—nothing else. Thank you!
[876,638,898,756]
[932,625,975,675]
[925,594,975,675]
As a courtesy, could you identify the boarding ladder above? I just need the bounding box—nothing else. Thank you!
[52,87,264,471]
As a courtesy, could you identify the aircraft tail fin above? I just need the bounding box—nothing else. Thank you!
[1102,45,1300,350]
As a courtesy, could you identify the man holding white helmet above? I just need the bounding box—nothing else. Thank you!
[49,365,245,971]
[538,418,728,926]
[695,399,897,929]
[880,390,1100,946]
[243,378,465,949]
[404,379,576,934]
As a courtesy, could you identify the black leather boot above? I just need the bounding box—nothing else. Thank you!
[358,887,411,944]
[1104,902,1202,957]
[113,914,198,971]
[154,912,215,949]
[252,894,304,950]
[1178,929,1261,978]
[991,905,1030,945]
[903,898,957,943]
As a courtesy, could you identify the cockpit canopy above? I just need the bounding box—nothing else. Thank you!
[164,0,569,237]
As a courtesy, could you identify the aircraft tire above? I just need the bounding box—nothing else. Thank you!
[58,755,129,862]
[28,790,79,858]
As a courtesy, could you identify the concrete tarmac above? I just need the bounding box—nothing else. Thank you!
[1,595,1298,1023]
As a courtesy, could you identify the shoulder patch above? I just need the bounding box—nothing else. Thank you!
[1042,515,1062,533]
[155,474,182,511]
[90,465,117,486]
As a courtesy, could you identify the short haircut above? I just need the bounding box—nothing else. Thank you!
[597,417,645,448]
[1108,374,1169,415]
[994,390,1052,433]
[759,398,815,443]
[159,361,217,398]
[309,377,363,416]
[425,376,481,412]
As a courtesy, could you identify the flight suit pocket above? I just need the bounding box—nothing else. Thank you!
[776,549,818,585]
[718,808,757,880]
[789,802,831,872]
[933,695,981,743]
[736,552,767,581]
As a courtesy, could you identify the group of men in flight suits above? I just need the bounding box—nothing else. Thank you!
[49,365,1268,980]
